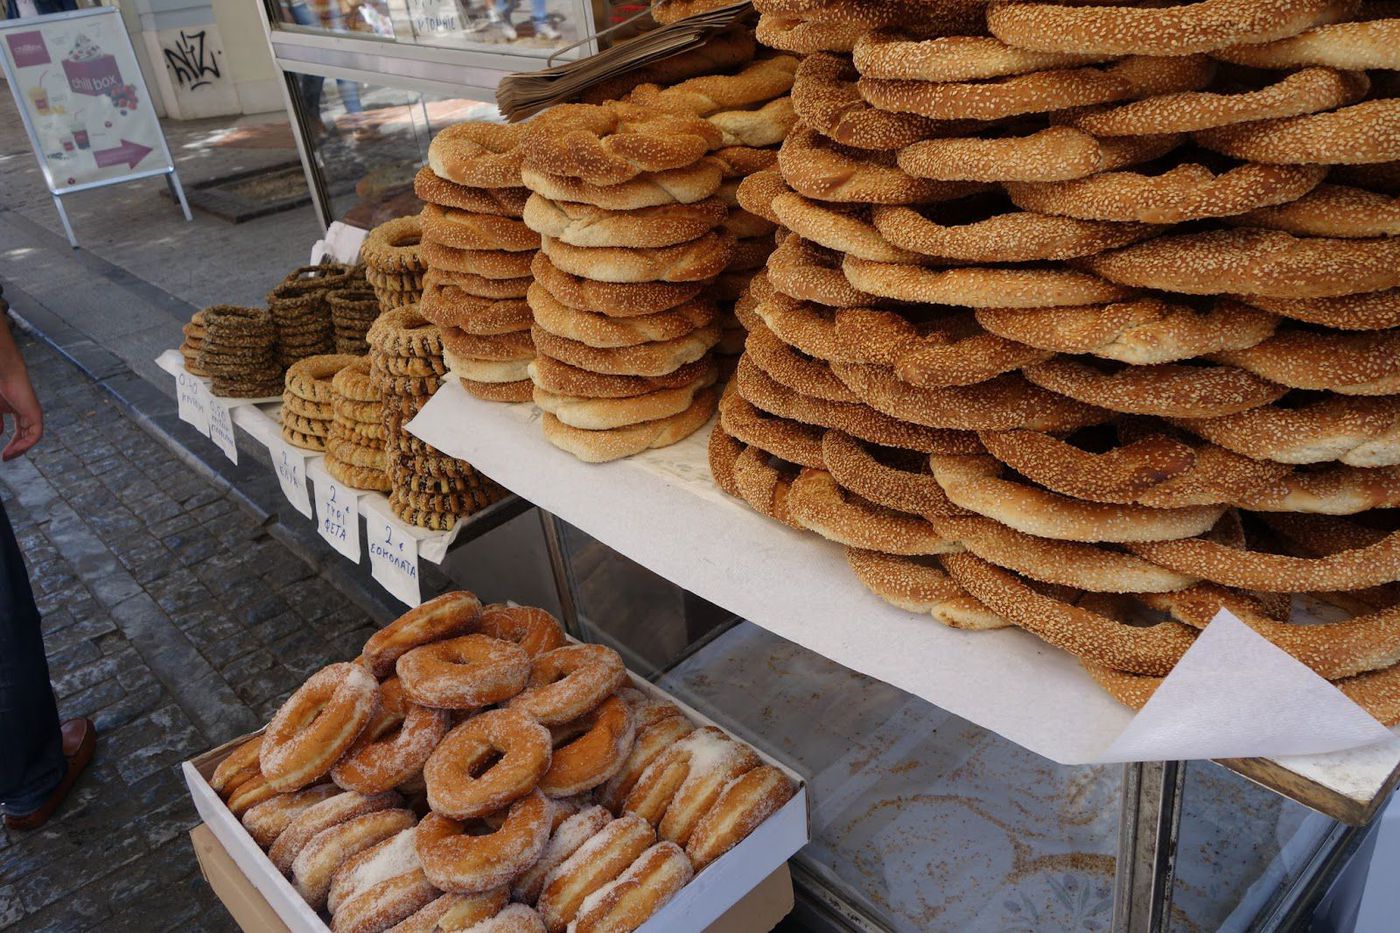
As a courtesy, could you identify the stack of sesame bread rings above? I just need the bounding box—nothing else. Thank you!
[416,123,543,405]
[706,0,1400,722]
[208,592,798,933]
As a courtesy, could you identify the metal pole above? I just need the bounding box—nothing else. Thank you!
[1113,760,1185,933]
[166,170,193,222]
[51,196,78,249]
[537,509,584,640]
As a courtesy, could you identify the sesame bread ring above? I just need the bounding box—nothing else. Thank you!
[719,386,826,468]
[711,146,778,181]
[262,663,381,792]
[626,55,799,116]
[537,814,656,932]
[942,552,1197,675]
[540,388,717,463]
[540,233,734,284]
[523,103,723,186]
[423,709,552,819]
[534,372,718,431]
[268,789,403,874]
[753,0,987,28]
[750,285,917,367]
[1216,15,1400,69]
[413,166,529,217]
[292,808,416,910]
[975,298,1279,365]
[598,715,696,814]
[420,242,535,278]
[1230,183,1400,239]
[1066,67,1370,137]
[443,354,531,384]
[708,97,799,148]
[330,678,451,795]
[892,319,1051,390]
[513,806,614,905]
[726,234,776,271]
[530,324,720,378]
[226,773,278,817]
[397,635,531,710]
[768,237,886,308]
[241,784,340,848]
[1171,395,1400,467]
[737,355,984,453]
[529,353,716,400]
[424,268,532,302]
[897,127,1182,184]
[368,307,442,359]
[771,191,916,263]
[724,207,778,239]
[930,454,1225,543]
[478,604,567,658]
[570,842,692,933]
[1084,228,1400,298]
[734,171,786,226]
[787,468,957,555]
[528,283,716,349]
[859,55,1218,122]
[508,645,628,726]
[522,195,726,250]
[1021,358,1286,418]
[540,696,637,797]
[756,14,866,54]
[872,201,1161,263]
[520,160,723,210]
[843,256,1132,309]
[393,890,511,933]
[333,358,380,402]
[986,0,1359,56]
[363,216,428,274]
[1127,523,1400,593]
[420,204,540,253]
[418,791,552,895]
[441,328,535,363]
[459,377,533,403]
[780,127,989,205]
[1005,161,1328,223]
[531,253,701,319]
[853,30,1113,82]
[287,354,360,404]
[428,122,526,189]
[725,437,805,529]
[1213,326,1400,394]
[211,735,264,795]
[846,547,1008,628]
[686,766,798,870]
[360,591,483,678]
[821,430,965,516]
[422,290,532,337]
[745,321,860,402]
[1196,99,1400,165]
[627,726,761,842]
[939,514,1200,593]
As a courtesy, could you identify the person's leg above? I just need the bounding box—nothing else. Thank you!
[531,0,560,39]
[288,2,327,119]
[0,497,64,818]
[335,79,363,115]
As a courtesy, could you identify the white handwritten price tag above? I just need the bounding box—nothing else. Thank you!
[365,509,421,607]
[268,437,314,520]
[175,370,210,436]
[312,469,361,562]
[207,398,238,464]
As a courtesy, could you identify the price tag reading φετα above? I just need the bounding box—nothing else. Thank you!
[312,469,361,562]
[365,509,421,606]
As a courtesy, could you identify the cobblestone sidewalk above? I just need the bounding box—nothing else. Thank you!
[0,327,380,931]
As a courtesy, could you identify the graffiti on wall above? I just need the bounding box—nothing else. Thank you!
[162,29,221,90]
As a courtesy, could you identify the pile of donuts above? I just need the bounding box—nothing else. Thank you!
[707,0,1400,721]
[416,123,541,404]
[207,591,798,933]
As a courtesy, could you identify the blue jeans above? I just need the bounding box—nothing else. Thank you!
[0,498,63,816]
[289,2,364,115]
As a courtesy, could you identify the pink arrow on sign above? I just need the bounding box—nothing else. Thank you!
[93,139,152,169]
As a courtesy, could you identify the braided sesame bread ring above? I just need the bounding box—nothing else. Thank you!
[540,388,718,463]
[531,252,701,318]
[268,789,403,875]
[1066,67,1370,137]
[846,547,1008,629]
[534,372,718,431]
[1005,161,1328,223]
[756,14,866,54]
[854,30,1112,82]
[750,289,918,367]
[522,195,726,250]
[508,645,628,726]
[523,103,723,186]
[460,377,533,403]
[477,604,566,658]
[897,127,1182,184]
[520,160,723,210]
[530,324,719,378]
[730,441,805,530]
[872,201,1161,263]
[822,430,966,516]
[424,268,531,302]
[286,354,359,404]
[413,166,528,217]
[1023,358,1286,418]
[1213,327,1400,394]
[791,53,949,151]
[892,322,1052,390]
[858,55,1217,122]
[541,695,637,797]
[423,709,552,819]
[333,358,379,402]
[746,321,860,402]
[418,790,552,895]
[529,353,715,400]
[724,206,778,240]
[843,256,1132,308]
[734,171,785,226]
[428,122,526,188]
[1234,290,1400,331]
[362,216,426,274]
[1085,228,1400,298]
[396,635,531,710]
[360,592,483,677]
[986,0,1358,56]
[709,96,798,148]
[1230,183,1400,239]
[1214,17,1400,69]
[368,307,442,358]
[1196,99,1400,165]
[441,328,535,363]
[626,56,799,116]
[261,663,380,792]
[422,290,532,336]
[753,0,988,28]
[771,192,915,263]
[1176,395,1400,466]
[420,204,539,252]
[787,468,957,555]
[768,238,885,308]
[291,808,416,910]
[330,677,450,796]
[780,127,989,204]
[942,552,1197,676]
[540,233,734,284]
[241,784,340,849]
[976,298,1279,365]
[977,428,1197,505]
[528,283,716,348]
[420,243,533,280]
[720,386,826,468]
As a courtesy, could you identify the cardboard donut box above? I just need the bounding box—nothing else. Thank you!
[183,669,809,932]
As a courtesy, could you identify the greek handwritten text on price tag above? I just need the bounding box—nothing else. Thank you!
[313,472,361,561]
[367,511,421,607]
[270,439,314,519]
[207,399,238,464]
[175,371,210,436]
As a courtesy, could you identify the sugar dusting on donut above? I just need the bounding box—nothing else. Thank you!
[332,827,421,912]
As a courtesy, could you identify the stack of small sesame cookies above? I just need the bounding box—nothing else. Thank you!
[282,355,361,452]
[416,123,541,404]
[197,305,283,399]
[326,358,391,493]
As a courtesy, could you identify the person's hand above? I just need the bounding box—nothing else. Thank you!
[0,368,42,460]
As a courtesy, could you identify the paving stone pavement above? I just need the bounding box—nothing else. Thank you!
[0,328,381,931]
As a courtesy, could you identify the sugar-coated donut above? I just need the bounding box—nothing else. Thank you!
[508,645,628,726]
[331,677,451,795]
[570,841,693,933]
[242,783,340,849]
[227,773,278,817]
[292,808,416,909]
[685,766,798,869]
[457,904,547,932]
[330,831,440,933]
[511,805,614,905]
[397,634,531,710]
[423,709,552,819]
[598,712,695,813]
[261,662,381,792]
[361,591,483,677]
[328,826,421,916]
[269,790,403,874]
[623,727,760,839]
[540,695,636,798]
[536,814,656,932]
[477,604,568,658]
[388,888,509,933]
[417,789,552,894]
[211,735,263,795]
